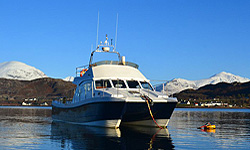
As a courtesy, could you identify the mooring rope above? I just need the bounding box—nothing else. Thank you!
[142,95,164,129]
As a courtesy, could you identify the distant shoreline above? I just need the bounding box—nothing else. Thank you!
[176,106,250,109]
[0,104,249,109]
[0,104,50,107]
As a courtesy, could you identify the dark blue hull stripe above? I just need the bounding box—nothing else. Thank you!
[52,101,177,125]
[52,101,126,123]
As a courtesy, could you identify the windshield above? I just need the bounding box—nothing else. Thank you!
[127,80,140,88]
[95,80,112,89]
[140,81,153,91]
[112,80,126,88]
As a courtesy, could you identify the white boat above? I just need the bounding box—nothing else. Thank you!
[52,35,178,128]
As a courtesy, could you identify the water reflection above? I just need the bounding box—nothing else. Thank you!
[51,122,174,150]
[0,107,52,150]
[120,126,174,150]
[1,107,249,149]
[51,122,121,149]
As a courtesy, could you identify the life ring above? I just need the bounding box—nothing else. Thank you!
[80,69,88,77]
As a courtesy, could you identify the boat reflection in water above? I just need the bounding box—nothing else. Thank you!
[120,126,174,150]
[50,122,174,149]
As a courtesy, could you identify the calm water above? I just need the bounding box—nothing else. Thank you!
[0,107,249,150]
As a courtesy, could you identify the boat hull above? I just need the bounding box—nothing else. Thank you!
[52,98,177,128]
[121,101,177,127]
[52,99,126,128]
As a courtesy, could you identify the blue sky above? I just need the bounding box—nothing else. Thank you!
[1,0,250,80]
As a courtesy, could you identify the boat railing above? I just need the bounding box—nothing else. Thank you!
[76,65,89,77]
[150,80,173,97]
[94,87,170,99]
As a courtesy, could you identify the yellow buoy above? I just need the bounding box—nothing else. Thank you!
[204,125,216,129]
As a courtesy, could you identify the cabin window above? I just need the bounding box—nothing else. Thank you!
[85,82,92,92]
[79,81,93,100]
[79,83,85,100]
[140,81,153,91]
[95,80,112,89]
[73,87,80,102]
[112,80,126,88]
[127,80,140,88]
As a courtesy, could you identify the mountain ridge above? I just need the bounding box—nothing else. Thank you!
[174,81,250,104]
[1,61,250,95]
[156,71,250,95]
[0,61,47,81]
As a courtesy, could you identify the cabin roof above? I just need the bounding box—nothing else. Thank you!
[92,65,147,80]
[73,64,148,85]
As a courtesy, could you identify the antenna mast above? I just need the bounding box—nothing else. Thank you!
[115,13,119,49]
[96,12,100,48]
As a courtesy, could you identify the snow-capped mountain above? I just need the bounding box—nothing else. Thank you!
[194,72,250,87]
[0,61,47,80]
[63,76,74,82]
[156,72,250,95]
